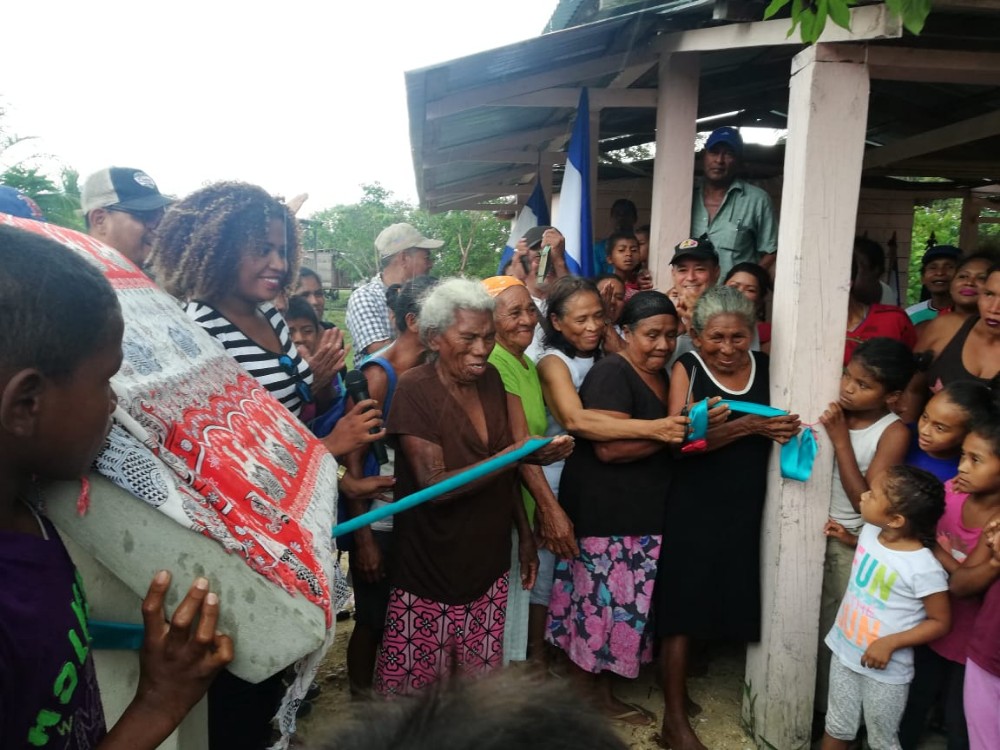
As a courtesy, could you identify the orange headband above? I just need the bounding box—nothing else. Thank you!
[481,275,526,298]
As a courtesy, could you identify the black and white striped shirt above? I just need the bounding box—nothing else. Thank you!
[186,301,313,418]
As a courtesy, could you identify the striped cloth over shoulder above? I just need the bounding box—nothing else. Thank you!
[185,300,314,418]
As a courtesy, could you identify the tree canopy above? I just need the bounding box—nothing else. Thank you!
[304,183,510,284]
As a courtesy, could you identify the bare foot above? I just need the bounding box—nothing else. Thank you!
[656,714,708,750]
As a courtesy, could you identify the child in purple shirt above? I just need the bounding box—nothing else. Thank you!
[0,225,233,749]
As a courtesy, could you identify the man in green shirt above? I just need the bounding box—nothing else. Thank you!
[690,127,777,280]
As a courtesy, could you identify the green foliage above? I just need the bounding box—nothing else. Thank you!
[0,164,83,230]
[1,104,83,230]
[306,183,509,284]
[907,199,1000,305]
[307,183,411,281]
[764,0,932,44]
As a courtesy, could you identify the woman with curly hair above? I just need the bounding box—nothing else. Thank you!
[154,181,333,419]
[152,182,369,748]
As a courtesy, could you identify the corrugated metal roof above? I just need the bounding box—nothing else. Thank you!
[406,2,1000,211]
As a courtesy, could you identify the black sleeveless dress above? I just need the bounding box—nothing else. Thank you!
[925,316,991,392]
[655,350,772,641]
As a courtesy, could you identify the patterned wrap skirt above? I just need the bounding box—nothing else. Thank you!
[374,573,509,696]
[545,535,661,678]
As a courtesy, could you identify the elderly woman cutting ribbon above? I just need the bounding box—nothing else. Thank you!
[655,286,800,750]
[373,279,572,696]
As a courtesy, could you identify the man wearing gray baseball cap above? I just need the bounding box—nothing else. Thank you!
[346,222,441,365]
[81,167,172,267]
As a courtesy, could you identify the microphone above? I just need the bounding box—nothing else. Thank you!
[343,369,389,465]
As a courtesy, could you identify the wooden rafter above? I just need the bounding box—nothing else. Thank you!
[864,110,1000,170]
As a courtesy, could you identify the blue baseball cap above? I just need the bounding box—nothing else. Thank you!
[0,185,45,221]
[704,126,744,156]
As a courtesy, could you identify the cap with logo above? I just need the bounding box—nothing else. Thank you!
[670,237,719,265]
[0,185,45,221]
[374,222,444,259]
[921,244,962,267]
[704,126,744,156]
[522,225,554,250]
[81,167,172,213]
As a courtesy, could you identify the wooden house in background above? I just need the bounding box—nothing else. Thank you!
[402,2,1000,746]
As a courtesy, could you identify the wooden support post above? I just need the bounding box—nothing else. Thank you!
[743,44,870,750]
[959,195,980,251]
[649,53,699,289]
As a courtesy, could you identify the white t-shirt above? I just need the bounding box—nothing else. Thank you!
[535,347,595,497]
[825,524,948,684]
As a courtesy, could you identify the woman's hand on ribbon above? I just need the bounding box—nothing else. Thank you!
[705,396,730,428]
[523,434,575,465]
[652,416,691,444]
[745,413,801,444]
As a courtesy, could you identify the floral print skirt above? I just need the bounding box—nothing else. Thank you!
[545,535,661,678]
[375,573,509,696]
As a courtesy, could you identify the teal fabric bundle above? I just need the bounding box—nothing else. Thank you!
[686,399,817,482]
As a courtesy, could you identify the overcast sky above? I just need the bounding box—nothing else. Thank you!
[2,1,556,216]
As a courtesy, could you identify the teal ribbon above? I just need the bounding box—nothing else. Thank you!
[90,620,144,650]
[686,399,817,482]
[332,436,552,538]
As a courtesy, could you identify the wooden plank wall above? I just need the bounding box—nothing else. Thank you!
[855,188,917,306]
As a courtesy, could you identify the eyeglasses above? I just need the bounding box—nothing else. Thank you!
[278,354,314,405]
[107,206,165,226]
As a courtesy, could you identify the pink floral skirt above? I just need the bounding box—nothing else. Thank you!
[374,573,509,696]
[545,535,661,678]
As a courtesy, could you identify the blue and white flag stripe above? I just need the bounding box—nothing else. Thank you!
[554,88,593,277]
[498,181,550,274]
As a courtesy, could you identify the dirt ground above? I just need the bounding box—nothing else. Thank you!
[296,618,757,749]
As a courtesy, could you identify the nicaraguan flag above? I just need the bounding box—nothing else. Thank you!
[498,181,550,274]
[555,88,593,277]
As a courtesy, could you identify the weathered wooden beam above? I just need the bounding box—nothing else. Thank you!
[430,125,570,162]
[425,181,536,199]
[608,60,657,88]
[864,110,1000,170]
[744,43,870,750]
[426,50,658,120]
[427,198,520,212]
[821,45,1000,85]
[424,150,566,168]
[657,3,900,54]
[649,53,700,290]
[492,87,658,109]
[865,159,1000,179]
